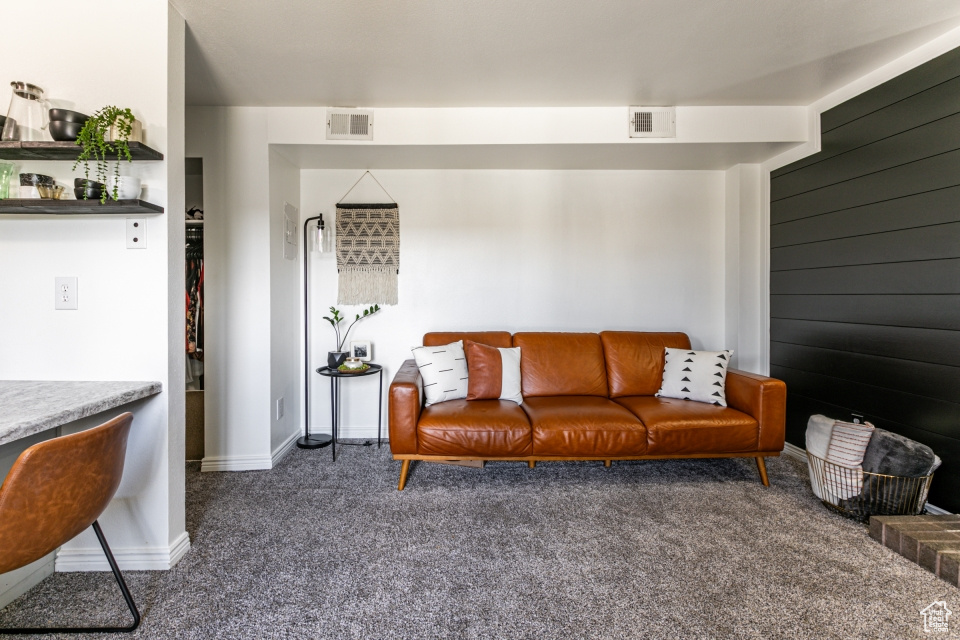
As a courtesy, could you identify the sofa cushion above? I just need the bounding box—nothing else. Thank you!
[616,396,758,455]
[464,340,523,405]
[424,331,513,348]
[513,332,608,397]
[600,331,691,398]
[418,399,532,456]
[522,396,646,456]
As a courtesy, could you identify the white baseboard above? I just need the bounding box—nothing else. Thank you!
[201,453,272,472]
[0,554,54,608]
[271,430,300,467]
[201,432,302,472]
[782,441,807,462]
[778,441,951,515]
[334,425,384,440]
[56,532,191,572]
[925,503,952,516]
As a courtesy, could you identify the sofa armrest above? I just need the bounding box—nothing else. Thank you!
[726,369,786,452]
[389,359,423,454]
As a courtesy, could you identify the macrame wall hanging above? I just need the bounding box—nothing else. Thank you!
[336,172,400,305]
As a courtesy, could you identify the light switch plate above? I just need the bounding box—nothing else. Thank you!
[55,276,78,310]
[126,218,147,249]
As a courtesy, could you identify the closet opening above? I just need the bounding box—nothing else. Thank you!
[185,157,204,462]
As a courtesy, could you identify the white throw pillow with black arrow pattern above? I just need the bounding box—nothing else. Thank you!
[656,347,734,406]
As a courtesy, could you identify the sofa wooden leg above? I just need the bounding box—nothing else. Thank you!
[528,460,536,469]
[398,459,411,491]
[604,460,612,468]
[755,456,770,487]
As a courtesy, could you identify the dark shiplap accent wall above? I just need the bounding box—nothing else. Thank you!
[770,47,960,512]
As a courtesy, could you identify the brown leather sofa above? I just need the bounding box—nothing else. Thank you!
[389,331,786,490]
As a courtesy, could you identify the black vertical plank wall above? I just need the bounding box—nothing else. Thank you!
[770,46,960,513]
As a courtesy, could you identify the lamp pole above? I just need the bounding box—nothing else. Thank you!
[297,214,333,449]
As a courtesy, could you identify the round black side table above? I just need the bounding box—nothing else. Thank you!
[316,364,383,461]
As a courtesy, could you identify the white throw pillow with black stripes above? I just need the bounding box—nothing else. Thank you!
[411,341,469,406]
[656,348,734,406]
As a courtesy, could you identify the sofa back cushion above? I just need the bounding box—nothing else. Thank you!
[424,332,512,348]
[513,332,608,397]
[600,331,692,398]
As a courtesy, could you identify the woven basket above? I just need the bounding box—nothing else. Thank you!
[806,451,933,522]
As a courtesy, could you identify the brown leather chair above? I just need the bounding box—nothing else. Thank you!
[0,412,140,634]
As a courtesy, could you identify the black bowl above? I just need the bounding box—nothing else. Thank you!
[49,120,84,142]
[74,185,103,200]
[48,109,89,125]
[74,178,104,189]
[20,173,54,186]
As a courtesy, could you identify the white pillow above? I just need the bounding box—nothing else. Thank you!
[805,414,834,500]
[823,420,875,501]
[464,340,523,405]
[411,341,469,406]
[656,348,733,406]
[498,347,523,405]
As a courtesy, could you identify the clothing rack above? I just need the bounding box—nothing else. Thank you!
[185,224,205,389]
[186,227,203,258]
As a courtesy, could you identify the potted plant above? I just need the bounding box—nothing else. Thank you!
[72,106,138,203]
[323,305,380,368]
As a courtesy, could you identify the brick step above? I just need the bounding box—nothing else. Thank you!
[870,515,960,587]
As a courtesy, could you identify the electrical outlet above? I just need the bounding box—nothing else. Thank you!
[126,218,147,249]
[55,276,78,310]
[276,397,284,420]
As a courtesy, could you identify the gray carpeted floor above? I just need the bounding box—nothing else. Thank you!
[0,444,956,639]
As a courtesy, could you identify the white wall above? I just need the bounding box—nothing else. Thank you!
[188,100,809,452]
[0,0,186,571]
[268,150,302,459]
[269,106,807,146]
[724,163,764,373]
[164,2,187,549]
[302,169,726,438]
[185,107,274,471]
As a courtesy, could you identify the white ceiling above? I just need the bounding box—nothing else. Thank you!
[172,0,960,108]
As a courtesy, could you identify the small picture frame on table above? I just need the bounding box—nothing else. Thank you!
[350,340,372,362]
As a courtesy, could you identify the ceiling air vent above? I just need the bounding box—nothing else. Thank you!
[628,106,675,138]
[326,108,374,140]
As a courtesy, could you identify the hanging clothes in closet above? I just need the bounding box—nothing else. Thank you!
[186,226,204,389]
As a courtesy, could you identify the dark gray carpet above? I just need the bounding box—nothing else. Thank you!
[0,445,955,639]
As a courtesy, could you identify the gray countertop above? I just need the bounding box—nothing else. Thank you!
[0,380,162,446]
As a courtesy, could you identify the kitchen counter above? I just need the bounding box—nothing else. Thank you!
[0,380,162,446]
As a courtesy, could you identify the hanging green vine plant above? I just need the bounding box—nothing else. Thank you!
[72,106,136,203]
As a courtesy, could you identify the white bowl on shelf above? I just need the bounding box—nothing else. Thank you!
[105,176,142,200]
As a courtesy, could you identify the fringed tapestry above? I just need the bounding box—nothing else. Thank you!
[336,203,400,305]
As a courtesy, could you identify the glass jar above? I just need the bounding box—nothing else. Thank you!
[2,82,51,142]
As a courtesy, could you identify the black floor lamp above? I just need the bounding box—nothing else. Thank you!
[298,214,333,449]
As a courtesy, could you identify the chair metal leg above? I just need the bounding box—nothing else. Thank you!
[0,520,140,635]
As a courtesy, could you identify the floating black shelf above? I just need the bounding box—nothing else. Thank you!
[0,141,164,161]
[0,199,164,215]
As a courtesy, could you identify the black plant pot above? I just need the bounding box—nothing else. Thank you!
[327,351,348,369]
